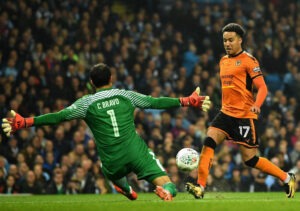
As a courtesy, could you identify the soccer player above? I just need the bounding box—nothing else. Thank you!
[2,63,211,201]
[185,23,296,199]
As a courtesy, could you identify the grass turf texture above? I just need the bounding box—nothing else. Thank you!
[1,192,299,211]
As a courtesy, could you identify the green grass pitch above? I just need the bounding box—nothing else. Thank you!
[1,192,299,211]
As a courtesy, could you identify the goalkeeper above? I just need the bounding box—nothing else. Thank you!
[2,63,211,201]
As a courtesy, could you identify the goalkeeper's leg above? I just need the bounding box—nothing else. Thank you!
[137,148,177,201]
[113,177,137,200]
[152,175,177,201]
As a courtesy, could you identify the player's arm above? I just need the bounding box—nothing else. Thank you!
[34,109,76,125]
[1,110,66,137]
[246,56,268,114]
[251,76,268,114]
[129,87,211,111]
[2,98,87,136]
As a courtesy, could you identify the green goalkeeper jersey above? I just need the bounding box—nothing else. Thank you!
[34,88,181,165]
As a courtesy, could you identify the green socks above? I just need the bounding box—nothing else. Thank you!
[163,182,177,197]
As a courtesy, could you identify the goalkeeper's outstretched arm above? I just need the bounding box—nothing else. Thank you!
[2,97,87,137]
[130,87,211,112]
[2,109,73,137]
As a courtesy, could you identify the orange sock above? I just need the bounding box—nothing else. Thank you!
[255,157,287,181]
[197,146,214,187]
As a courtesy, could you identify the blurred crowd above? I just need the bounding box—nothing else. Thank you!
[0,0,300,195]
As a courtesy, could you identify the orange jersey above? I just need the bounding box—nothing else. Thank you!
[219,51,263,119]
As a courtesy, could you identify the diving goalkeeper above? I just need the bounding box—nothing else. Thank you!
[2,63,211,201]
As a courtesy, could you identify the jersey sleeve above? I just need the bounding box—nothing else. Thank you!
[34,97,89,126]
[247,56,263,79]
[127,91,181,109]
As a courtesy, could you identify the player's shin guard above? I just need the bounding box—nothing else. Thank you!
[197,137,216,187]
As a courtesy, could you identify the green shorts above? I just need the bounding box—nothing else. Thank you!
[101,141,167,183]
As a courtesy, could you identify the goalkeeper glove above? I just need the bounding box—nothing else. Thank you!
[2,110,34,136]
[179,87,211,112]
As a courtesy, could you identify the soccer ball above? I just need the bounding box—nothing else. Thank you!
[176,148,199,171]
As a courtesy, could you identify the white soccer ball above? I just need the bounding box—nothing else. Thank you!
[176,148,199,171]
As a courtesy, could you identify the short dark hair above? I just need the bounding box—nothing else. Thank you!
[89,63,111,87]
[222,23,245,38]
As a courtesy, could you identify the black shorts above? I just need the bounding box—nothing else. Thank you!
[209,111,259,148]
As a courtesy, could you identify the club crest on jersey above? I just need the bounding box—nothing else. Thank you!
[235,60,241,66]
[253,67,261,72]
